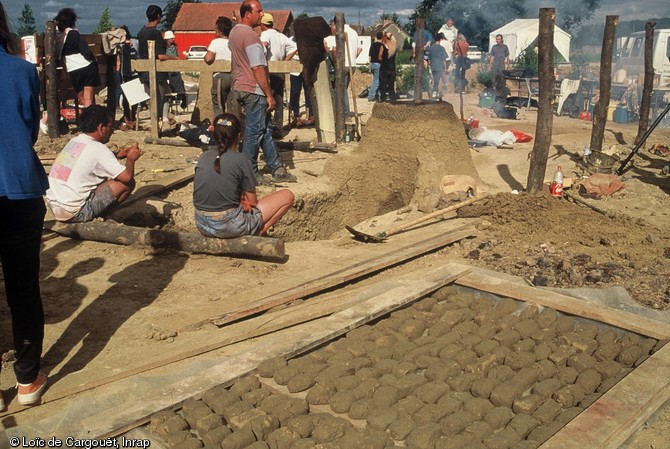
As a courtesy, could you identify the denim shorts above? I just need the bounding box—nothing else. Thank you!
[195,205,263,239]
[70,183,117,223]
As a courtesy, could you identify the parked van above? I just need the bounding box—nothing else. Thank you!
[614,29,670,88]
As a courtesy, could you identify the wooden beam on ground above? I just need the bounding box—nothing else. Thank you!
[143,136,193,147]
[540,342,670,449]
[115,171,195,210]
[43,220,286,260]
[211,224,476,326]
[1,263,468,438]
[454,267,670,339]
[275,140,338,153]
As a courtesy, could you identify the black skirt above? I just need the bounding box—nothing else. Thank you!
[69,62,100,91]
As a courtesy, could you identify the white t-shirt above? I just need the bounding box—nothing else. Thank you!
[207,37,231,60]
[324,24,360,68]
[439,25,458,44]
[260,28,297,62]
[46,134,125,219]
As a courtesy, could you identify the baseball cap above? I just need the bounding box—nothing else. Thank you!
[164,30,175,39]
[261,13,273,25]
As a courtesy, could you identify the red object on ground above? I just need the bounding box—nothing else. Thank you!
[510,130,533,143]
[578,111,591,121]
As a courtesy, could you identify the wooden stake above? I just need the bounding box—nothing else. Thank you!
[590,15,618,153]
[634,21,656,146]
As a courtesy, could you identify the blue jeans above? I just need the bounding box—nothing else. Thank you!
[236,91,282,174]
[368,62,381,100]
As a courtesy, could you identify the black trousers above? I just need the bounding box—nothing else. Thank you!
[0,196,45,384]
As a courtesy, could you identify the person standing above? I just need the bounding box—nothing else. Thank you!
[259,13,297,136]
[324,16,361,116]
[118,25,139,130]
[428,34,448,101]
[205,16,233,117]
[453,33,469,93]
[367,32,383,102]
[438,18,458,45]
[229,0,296,182]
[137,5,178,132]
[164,30,187,111]
[378,32,397,102]
[489,34,510,96]
[0,0,49,409]
[54,8,100,107]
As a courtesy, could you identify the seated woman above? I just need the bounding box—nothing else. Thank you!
[193,114,294,238]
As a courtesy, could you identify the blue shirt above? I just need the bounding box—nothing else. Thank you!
[0,44,48,200]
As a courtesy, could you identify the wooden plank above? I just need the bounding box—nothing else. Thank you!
[455,268,670,339]
[115,172,195,210]
[314,60,336,144]
[3,263,469,439]
[211,224,476,326]
[132,59,300,74]
[540,342,670,449]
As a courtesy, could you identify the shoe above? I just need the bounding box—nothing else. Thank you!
[17,373,47,406]
[272,167,297,183]
[256,173,273,186]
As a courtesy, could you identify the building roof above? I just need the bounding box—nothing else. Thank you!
[172,3,293,34]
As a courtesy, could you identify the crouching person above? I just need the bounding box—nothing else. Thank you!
[46,105,144,222]
[193,114,293,238]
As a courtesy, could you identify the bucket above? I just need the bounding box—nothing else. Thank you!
[479,93,495,108]
[607,103,617,121]
[614,105,629,124]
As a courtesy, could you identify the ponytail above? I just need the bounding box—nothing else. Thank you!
[211,114,241,174]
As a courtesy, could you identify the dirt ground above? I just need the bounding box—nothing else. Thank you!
[1,74,670,446]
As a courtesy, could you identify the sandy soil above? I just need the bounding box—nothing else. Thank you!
[1,75,669,445]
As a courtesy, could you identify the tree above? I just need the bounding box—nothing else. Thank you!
[94,7,114,34]
[379,12,401,26]
[160,0,201,32]
[17,3,36,36]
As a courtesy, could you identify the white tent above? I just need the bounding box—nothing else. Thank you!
[489,19,571,62]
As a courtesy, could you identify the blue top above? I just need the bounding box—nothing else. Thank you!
[0,43,48,199]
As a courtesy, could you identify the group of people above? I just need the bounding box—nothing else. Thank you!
[367,31,397,103]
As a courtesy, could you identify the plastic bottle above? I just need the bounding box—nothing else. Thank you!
[550,165,564,197]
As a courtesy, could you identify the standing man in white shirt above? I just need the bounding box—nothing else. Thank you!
[205,16,233,117]
[259,13,297,136]
[324,17,361,117]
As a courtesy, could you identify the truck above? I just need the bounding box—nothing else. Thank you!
[614,29,670,88]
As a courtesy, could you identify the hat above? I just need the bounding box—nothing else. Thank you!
[261,13,273,26]
[164,30,175,40]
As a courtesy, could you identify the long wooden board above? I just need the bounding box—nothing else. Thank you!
[2,263,469,439]
[116,171,195,210]
[540,342,670,449]
[210,224,475,326]
[455,268,670,339]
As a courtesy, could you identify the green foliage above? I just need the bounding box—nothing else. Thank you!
[94,8,114,34]
[398,65,431,96]
[295,12,309,20]
[359,64,370,74]
[476,61,493,88]
[569,51,591,79]
[515,48,538,76]
[17,3,36,36]
[395,50,413,65]
[160,0,201,32]
[379,12,401,26]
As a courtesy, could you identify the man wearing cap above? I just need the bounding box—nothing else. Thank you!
[229,0,296,182]
[259,13,297,136]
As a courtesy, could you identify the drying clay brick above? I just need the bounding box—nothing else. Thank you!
[228,408,266,431]
[596,328,618,345]
[531,328,557,344]
[436,395,464,415]
[158,415,189,434]
[425,361,461,382]
[484,406,514,430]
[446,373,480,392]
[497,314,519,331]
[492,298,520,318]
[241,388,272,406]
[244,414,281,441]
[248,442,270,449]
[594,342,621,362]
[470,296,494,313]
[172,437,203,449]
[415,335,438,348]
[464,420,494,440]
[466,354,499,376]
[476,323,500,340]
[460,334,483,351]
[414,381,450,404]
[374,358,399,375]
[576,369,602,394]
[617,346,642,367]
[471,377,496,399]
[201,426,232,448]
[266,427,300,449]
[415,354,442,368]
[576,323,599,339]
[221,429,256,449]
[398,319,427,339]
[184,403,214,429]
[463,397,495,420]
[413,403,452,424]
[273,366,300,386]
[571,337,598,356]
[371,385,399,408]
[494,329,522,348]
[513,321,541,340]
[406,423,443,449]
[451,291,478,308]
[368,347,395,363]
[394,361,418,377]
[595,360,622,379]
[617,333,640,348]
[512,338,536,353]
[396,373,428,396]
[474,339,500,357]
[229,375,260,396]
[490,368,538,407]
[533,360,559,381]
[334,375,361,392]
[431,285,458,301]
[453,321,479,337]
[487,365,515,383]
[290,439,315,449]
[436,435,482,449]
[348,398,371,419]
[311,416,351,443]
[532,399,562,424]
[548,345,577,366]
[389,416,416,440]
[223,401,254,424]
[536,309,558,328]
[439,344,463,360]
[284,415,317,438]
[555,407,583,425]
[512,394,543,415]
[195,413,223,434]
[346,357,372,371]
[393,395,426,416]
[356,367,377,379]
[553,316,576,335]
[415,296,438,312]
[441,410,477,435]
[483,427,522,449]
[507,413,541,438]
[567,353,597,372]
[553,384,586,408]
[454,350,478,370]
[315,364,355,384]
[533,342,556,362]
[305,383,335,405]
[557,366,579,384]
[287,374,316,393]
[366,408,399,430]
[504,351,535,371]
[330,390,356,413]
[162,431,191,448]
[328,351,354,365]
[519,305,540,321]
[258,357,287,378]
[527,421,564,443]
[532,378,562,399]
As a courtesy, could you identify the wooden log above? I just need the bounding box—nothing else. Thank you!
[45,21,59,138]
[148,41,159,141]
[275,140,338,152]
[334,13,346,142]
[526,8,555,193]
[590,15,618,153]
[314,60,336,143]
[634,21,656,146]
[143,136,193,147]
[43,220,286,260]
[414,18,426,103]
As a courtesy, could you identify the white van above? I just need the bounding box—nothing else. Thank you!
[615,29,670,88]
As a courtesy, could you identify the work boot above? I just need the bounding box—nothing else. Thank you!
[272,166,297,183]
[256,173,273,186]
[17,373,47,406]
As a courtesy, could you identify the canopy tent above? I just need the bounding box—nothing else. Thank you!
[489,19,571,62]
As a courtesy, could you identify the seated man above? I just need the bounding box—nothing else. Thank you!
[46,105,144,222]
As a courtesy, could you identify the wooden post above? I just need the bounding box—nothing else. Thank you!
[43,220,286,260]
[44,20,60,138]
[634,21,656,146]
[334,13,345,142]
[413,19,425,104]
[589,15,618,153]
[526,8,555,193]
[148,40,159,140]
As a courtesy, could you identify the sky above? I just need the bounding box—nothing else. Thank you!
[2,0,668,36]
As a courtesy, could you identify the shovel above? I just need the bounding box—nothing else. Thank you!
[346,193,490,243]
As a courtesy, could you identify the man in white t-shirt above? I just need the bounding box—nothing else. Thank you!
[46,105,143,222]
[260,13,297,135]
[438,18,458,44]
[324,17,361,116]
[205,16,234,117]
